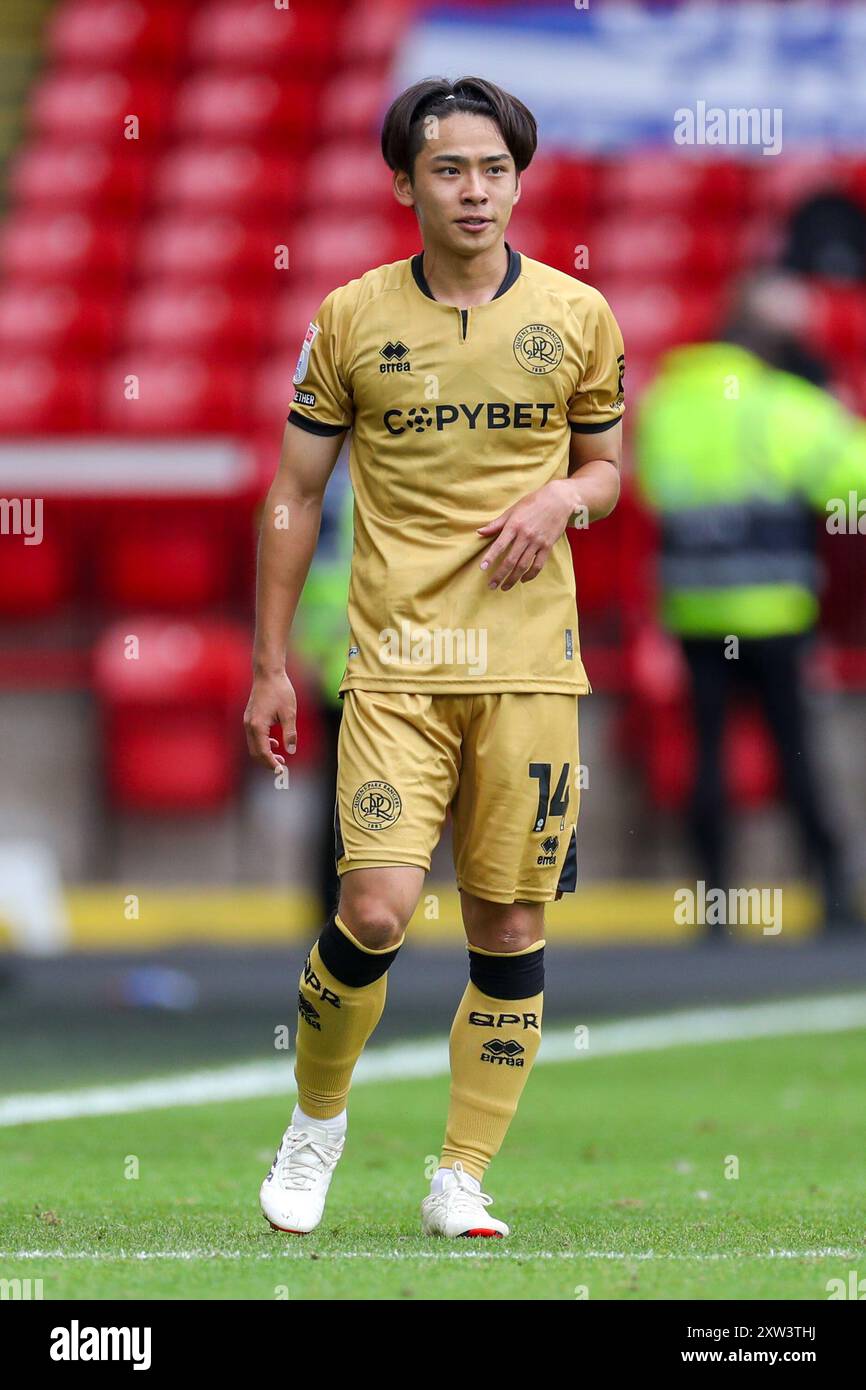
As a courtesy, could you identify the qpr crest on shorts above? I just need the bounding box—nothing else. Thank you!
[293,320,320,386]
[352,780,402,830]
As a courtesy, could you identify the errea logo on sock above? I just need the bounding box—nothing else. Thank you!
[481,1039,526,1067]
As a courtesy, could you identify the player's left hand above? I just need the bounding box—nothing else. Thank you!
[476,480,576,591]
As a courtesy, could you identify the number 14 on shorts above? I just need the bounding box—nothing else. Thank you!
[530,761,570,832]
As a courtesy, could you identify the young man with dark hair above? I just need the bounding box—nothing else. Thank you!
[245,76,624,1238]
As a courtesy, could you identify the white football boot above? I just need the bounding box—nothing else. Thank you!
[260,1120,346,1234]
[420,1160,510,1238]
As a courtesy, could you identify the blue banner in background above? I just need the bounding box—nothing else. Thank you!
[394,2,866,151]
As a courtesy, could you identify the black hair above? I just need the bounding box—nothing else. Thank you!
[380,75,537,184]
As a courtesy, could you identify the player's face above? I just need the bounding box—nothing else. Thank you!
[396,112,521,253]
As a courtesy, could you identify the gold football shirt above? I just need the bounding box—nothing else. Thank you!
[288,242,624,695]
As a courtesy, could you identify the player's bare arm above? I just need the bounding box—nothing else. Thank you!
[244,419,346,770]
[476,419,622,591]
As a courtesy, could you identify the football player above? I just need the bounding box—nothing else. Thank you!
[246,75,624,1238]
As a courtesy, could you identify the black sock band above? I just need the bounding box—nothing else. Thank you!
[468,944,545,999]
[317,909,403,987]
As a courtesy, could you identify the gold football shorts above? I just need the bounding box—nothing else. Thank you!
[333,690,581,904]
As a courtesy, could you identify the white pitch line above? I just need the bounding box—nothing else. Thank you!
[1,992,865,1129]
[0,1248,862,1262]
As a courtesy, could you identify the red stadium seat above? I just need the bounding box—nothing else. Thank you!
[103,710,242,812]
[46,0,189,69]
[804,280,866,359]
[134,214,284,284]
[0,210,129,284]
[173,72,320,141]
[338,0,414,67]
[187,0,342,72]
[93,618,321,810]
[601,155,754,214]
[590,215,744,282]
[30,71,171,142]
[0,529,75,618]
[97,356,252,432]
[0,358,96,432]
[9,142,153,213]
[320,70,393,139]
[120,284,264,356]
[525,156,599,216]
[571,486,653,620]
[753,154,857,215]
[337,0,414,66]
[290,215,412,279]
[297,143,393,212]
[93,618,251,812]
[95,516,232,610]
[0,285,116,355]
[598,282,725,354]
[152,144,299,214]
[564,487,655,691]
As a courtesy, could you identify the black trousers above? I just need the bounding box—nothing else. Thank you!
[680,633,849,920]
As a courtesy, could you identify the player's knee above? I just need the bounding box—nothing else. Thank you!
[316,907,404,987]
[462,894,544,952]
[337,866,421,948]
[335,898,406,952]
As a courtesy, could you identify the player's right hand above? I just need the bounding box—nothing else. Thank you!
[243,671,298,771]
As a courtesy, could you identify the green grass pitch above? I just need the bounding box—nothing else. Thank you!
[1,1028,864,1300]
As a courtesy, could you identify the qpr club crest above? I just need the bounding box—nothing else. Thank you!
[352,780,402,830]
[513,322,564,374]
[293,320,320,386]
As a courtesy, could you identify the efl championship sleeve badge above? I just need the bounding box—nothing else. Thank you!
[293,320,321,386]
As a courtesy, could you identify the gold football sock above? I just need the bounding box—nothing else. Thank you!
[294,910,404,1119]
[439,939,544,1182]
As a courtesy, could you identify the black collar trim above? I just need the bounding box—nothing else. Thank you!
[411,241,521,302]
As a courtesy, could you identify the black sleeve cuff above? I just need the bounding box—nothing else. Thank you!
[288,409,348,437]
[569,416,622,434]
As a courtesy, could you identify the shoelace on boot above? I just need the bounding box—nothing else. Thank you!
[275,1132,341,1191]
[440,1186,495,1216]
[436,1167,494,1214]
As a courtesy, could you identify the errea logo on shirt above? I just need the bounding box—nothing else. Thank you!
[379,340,411,373]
